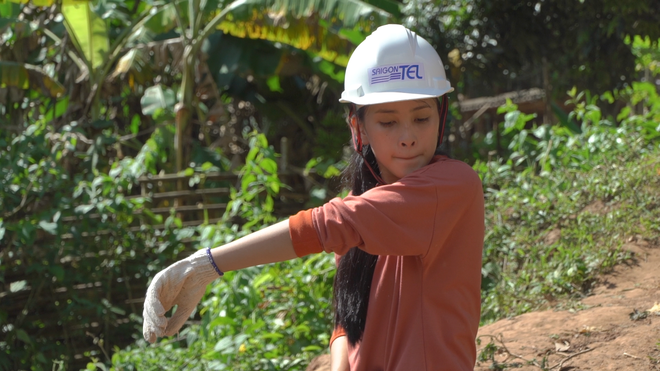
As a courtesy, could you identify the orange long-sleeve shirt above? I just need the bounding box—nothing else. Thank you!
[289,156,484,371]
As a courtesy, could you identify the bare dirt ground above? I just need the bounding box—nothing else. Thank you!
[306,237,660,371]
[475,236,660,371]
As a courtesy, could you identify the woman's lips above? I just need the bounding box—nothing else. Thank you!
[395,155,420,160]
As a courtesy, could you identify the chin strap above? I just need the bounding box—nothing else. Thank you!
[438,95,449,147]
[359,150,386,186]
[349,107,385,185]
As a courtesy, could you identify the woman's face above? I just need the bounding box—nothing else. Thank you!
[358,98,440,184]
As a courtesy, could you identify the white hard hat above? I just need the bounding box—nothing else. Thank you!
[340,24,453,105]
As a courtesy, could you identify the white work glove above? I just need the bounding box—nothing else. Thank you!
[142,248,223,343]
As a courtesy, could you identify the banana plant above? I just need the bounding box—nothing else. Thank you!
[132,0,400,173]
[0,2,65,99]
[2,0,399,173]
[1,0,158,121]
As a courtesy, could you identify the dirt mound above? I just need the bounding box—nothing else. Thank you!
[475,237,660,371]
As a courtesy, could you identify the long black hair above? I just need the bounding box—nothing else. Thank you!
[332,97,448,346]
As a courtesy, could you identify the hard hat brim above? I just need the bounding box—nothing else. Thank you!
[339,88,454,106]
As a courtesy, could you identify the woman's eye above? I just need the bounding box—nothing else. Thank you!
[379,121,394,126]
[416,117,430,123]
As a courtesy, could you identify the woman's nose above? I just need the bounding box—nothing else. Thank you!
[399,126,416,147]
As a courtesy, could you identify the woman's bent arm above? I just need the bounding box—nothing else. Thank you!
[331,336,350,371]
[210,219,298,272]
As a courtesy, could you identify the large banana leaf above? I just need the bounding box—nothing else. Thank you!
[215,0,399,65]
[0,0,54,6]
[142,0,398,66]
[60,0,109,71]
[0,61,65,98]
[1,0,109,72]
[0,2,19,17]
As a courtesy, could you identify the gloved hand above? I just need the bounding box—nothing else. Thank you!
[142,248,223,343]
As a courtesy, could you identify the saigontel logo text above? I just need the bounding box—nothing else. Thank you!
[369,64,425,85]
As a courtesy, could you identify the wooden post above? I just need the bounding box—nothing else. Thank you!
[542,57,552,125]
[280,137,288,172]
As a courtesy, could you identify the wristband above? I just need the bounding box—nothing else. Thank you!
[205,248,224,276]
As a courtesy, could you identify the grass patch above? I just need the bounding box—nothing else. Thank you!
[479,150,660,323]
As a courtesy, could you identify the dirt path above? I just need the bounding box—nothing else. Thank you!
[475,237,660,371]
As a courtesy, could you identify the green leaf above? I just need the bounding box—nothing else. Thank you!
[214,336,233,352]
[38,221,58,235]
[2,0,54,6]
[140,85,176,116]
[241,173,256,193]
[110,306,126,315]
[75,204,95,214]
[259,158,277,174]
[266,75,283,93]
[208,316,235,328]
[245,147,259,164]
[179,167,195,177]
[0,3,19,18]
[42,97,70,122]
[551,102,581,134]
[302,345,322,352]
[10,280,27,292]
[252,273,273,288]
[601,91,615,104]
[61,0,109,70]
[130,114,140,135]
[269,180,280,194]
[0,61,65,98]
[16,329,31,344]
[201,162,214,171]
[143,2,181,34]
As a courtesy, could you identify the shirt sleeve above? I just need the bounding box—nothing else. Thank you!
[289,158,482,258]
[329,325,347,348]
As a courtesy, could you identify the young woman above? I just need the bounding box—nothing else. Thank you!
[143,24,484,371]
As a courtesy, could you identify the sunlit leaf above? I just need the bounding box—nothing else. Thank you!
[259,158,277,174]
[10,280,27,292]
[140,85,176,116]
[38,221,57,235]
[266,75,283,92]
[252,272,273,288]
[61,0,109,70]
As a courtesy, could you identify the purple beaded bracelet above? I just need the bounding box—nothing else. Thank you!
[205,248,224,276]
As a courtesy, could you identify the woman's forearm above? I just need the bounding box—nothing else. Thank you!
[210,219,298,272]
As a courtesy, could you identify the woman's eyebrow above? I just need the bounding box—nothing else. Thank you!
[374,104,431,114]
[411,104,432,112]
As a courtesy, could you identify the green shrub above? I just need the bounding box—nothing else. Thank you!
[475,81,660,323]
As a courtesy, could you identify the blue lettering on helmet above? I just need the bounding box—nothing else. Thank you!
[369,64,425,85]
[407,65,422,79]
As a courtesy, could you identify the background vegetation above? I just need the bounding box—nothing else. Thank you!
[0,0,658,370]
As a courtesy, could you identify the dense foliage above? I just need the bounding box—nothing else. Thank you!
[404,0,660,97]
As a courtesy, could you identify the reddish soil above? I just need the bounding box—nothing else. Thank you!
[475,237,660,371]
